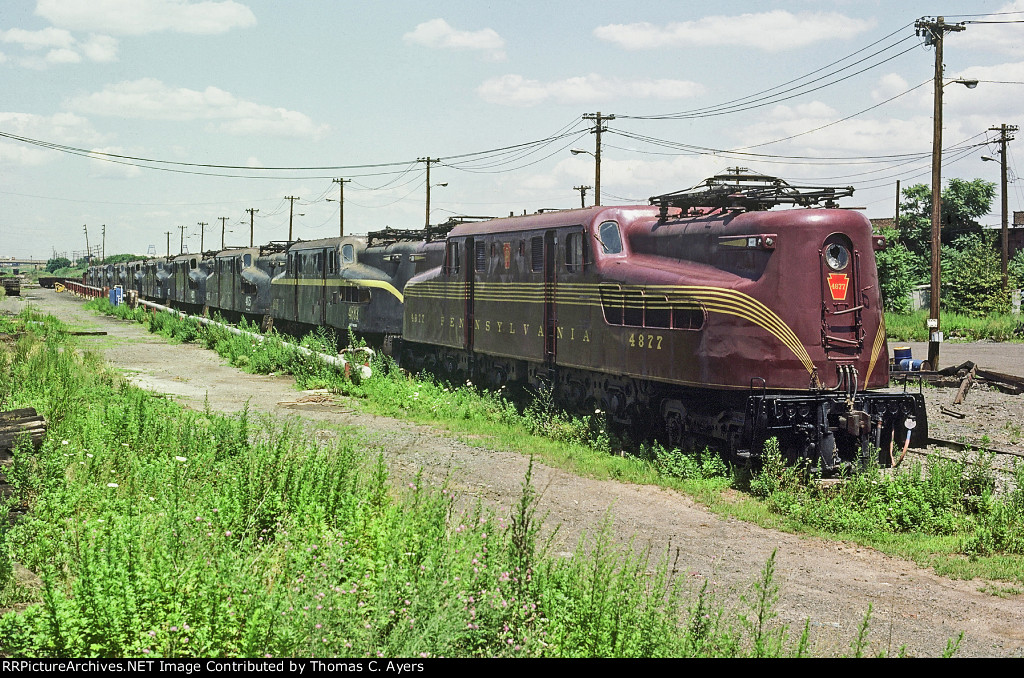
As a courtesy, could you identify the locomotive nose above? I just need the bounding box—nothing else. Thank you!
[819,233,862,362]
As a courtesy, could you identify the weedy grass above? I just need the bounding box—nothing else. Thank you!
[0,311,933,658]
[885,310,1024,343]
[85,300,1024,584]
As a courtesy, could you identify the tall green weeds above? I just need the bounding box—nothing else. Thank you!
[0,311,934,657]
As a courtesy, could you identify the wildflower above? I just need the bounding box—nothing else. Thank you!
[61,440,69,446]
[175,456,187,463]
[107,483,118,488]
[87,453,94,458]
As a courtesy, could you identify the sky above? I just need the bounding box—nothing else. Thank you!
[1,0,1023,260]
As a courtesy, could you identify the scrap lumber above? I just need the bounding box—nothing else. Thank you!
[0,408,47,452]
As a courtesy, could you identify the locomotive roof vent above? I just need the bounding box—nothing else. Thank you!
[649,170,854,219]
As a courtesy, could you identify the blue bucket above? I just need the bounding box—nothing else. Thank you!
[898,359,925,371]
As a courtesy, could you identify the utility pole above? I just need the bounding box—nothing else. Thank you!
[198,222,209,254]
[574,185,592,209]
[988,124,1018,293]
[418,158,437,227]
[178,225,187,255]
[916,16,966,371]
[83,225,90,264]
[246,208,259,247]
[894,180,901,234]
[583,112,615,206]
[101,224,106,262]
[165,231,172,259]
[332,178,351,237]
[285,196,301,241]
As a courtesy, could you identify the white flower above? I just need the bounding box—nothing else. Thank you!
[107,483,119,488]
[61,440,69,446]
[175,456,187,463]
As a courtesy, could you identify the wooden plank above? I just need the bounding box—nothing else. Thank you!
[0,408,39,421]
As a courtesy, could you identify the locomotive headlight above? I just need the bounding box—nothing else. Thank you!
[825,243,850,271]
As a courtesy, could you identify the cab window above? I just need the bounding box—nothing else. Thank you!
[597,221,623,254]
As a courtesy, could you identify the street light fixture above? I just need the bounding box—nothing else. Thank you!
[426,182,447,227]
[570,148,599,207]
[982,123,1018,293]
[926,75,978,370]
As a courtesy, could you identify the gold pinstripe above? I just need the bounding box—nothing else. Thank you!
[271,277,404,303]
[863,318,886,385]
[407,280,816,374]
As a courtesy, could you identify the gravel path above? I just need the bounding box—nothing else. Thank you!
[4,287,1024,658]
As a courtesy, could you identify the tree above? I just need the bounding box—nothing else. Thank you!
[896,178,996,257]
[941,232,1010,316]
[46,257,71,273]
[874,226,921,313]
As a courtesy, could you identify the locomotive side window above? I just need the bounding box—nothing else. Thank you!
[599,285,624,325]
[565,232,585,273]
[328,251,338,274]
[243,254,252,268]
[645,296,671,328]
[475,241,486,273]
[342,244,355,264]
[340,286,370,304]
[597,221,623,254]
[672,304,706,331]
[600,285,705,330]
[530,236,544,272]
[444,241,461,275]
[623,289,644,327]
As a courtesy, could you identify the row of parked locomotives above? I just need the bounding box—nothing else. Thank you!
[400,174,927,474]
[86,227,448,342]
[86,174,926,473]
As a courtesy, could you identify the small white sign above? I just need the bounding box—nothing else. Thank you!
[926,318,939,329]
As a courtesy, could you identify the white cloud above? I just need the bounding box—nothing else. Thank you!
[0,112,107,165]
[46,48,81,64]
[1,26,118,66]
[36,0,257,36]
[404,18,506,60]
[80,35,119,63]
[87,146,143,178]
[871,74,911,103]
[0,27,75,50]
[66,78,330,140]
[478,73,704,107]
[957,1,1024,55]
[594,11,874,52]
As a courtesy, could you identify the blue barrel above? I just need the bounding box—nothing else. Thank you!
[893,346,913,362]
[898,359,925,371]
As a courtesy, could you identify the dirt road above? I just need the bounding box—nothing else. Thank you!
[5,287,1024,658]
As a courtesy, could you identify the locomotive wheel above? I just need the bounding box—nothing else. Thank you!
[664,411,685,450]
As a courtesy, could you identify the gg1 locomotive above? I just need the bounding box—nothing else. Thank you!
[81,172,925,473]
[399,173,926,473]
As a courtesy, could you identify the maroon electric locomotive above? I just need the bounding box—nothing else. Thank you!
[401,173,926,473]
